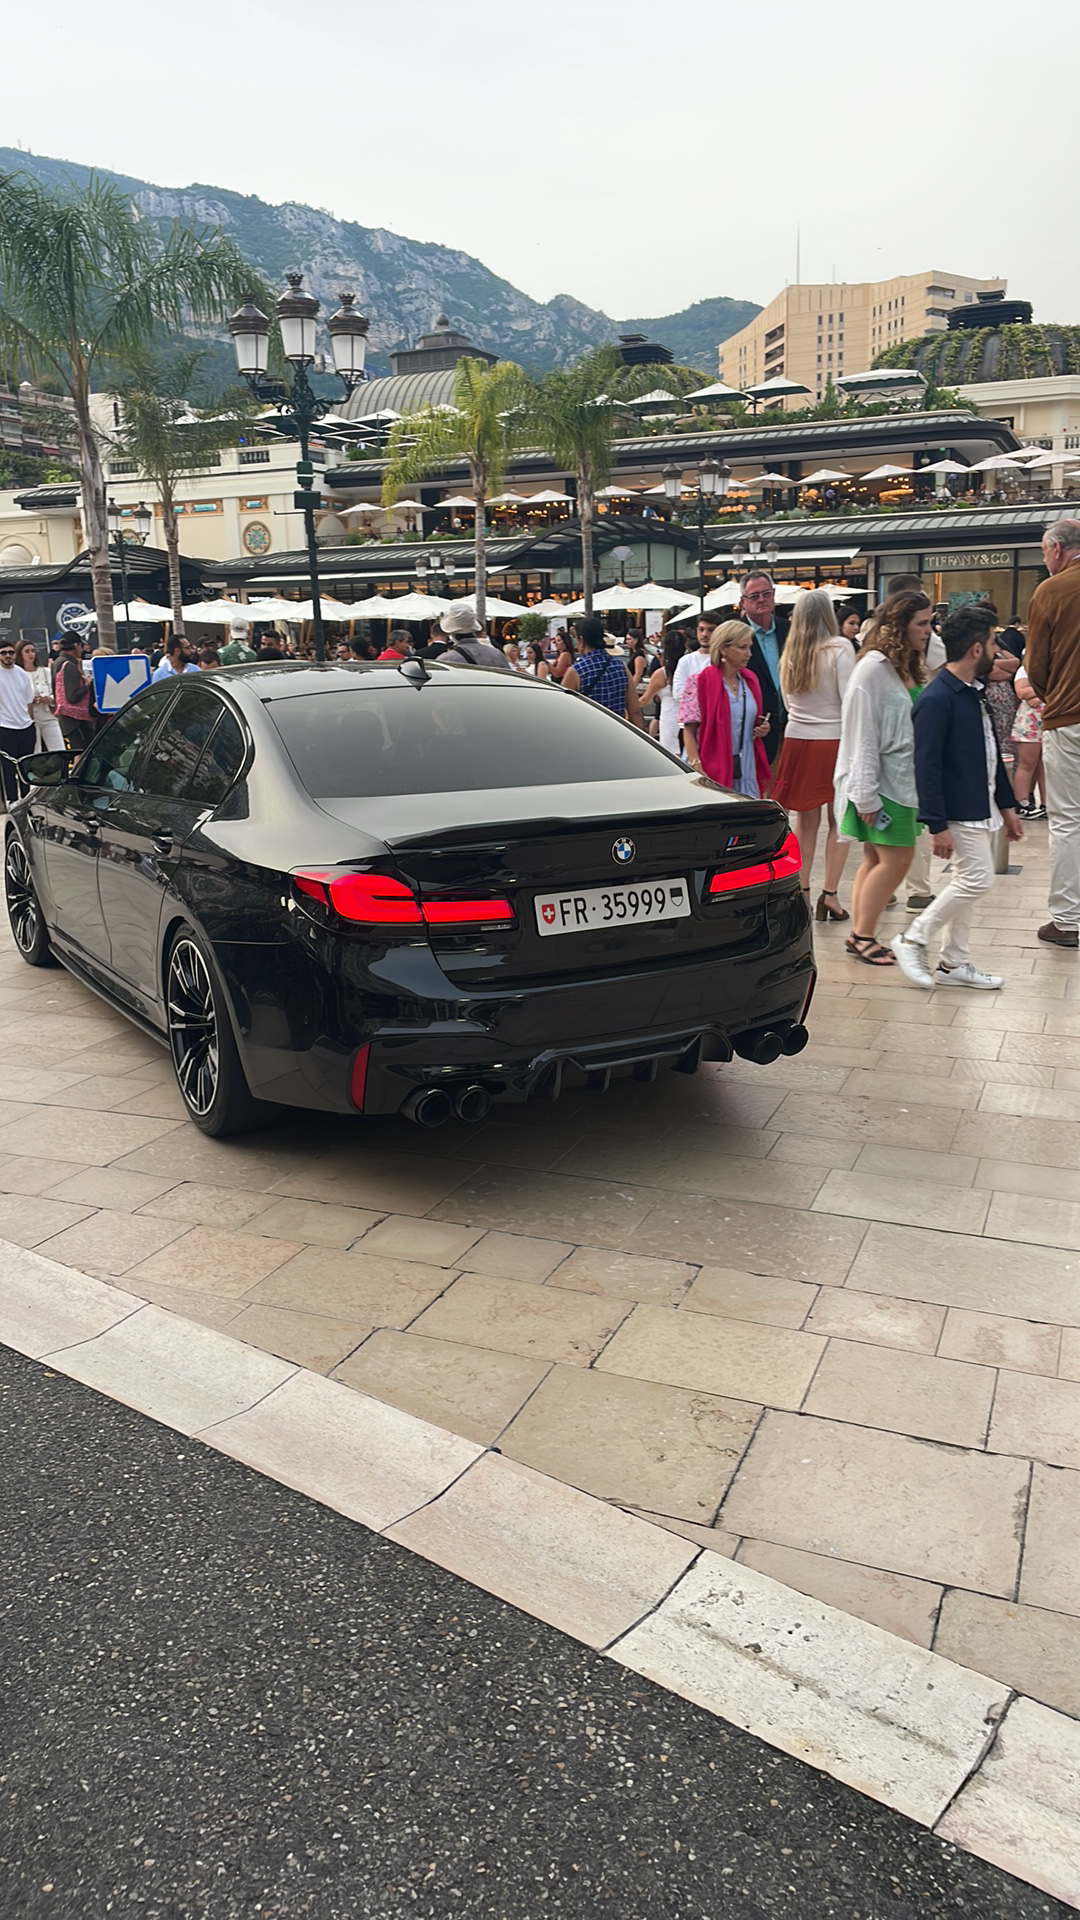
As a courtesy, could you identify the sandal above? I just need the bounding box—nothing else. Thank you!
[816,890,849,923]
[847,934,895,966]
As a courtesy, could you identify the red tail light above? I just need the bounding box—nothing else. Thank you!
[423,898,513,926]
[709,860,773,894]
[293,870,512,927]
[771,832,803,880]
[708,831,804,898]
[294,870,423,923]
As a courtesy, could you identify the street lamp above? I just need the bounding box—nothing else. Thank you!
[415,551,451,588]
[731,532,780,574]
[229,275,370,662]
[107,498,152,649]
[693,458,730,610]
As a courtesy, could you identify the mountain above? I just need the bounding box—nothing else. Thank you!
[0,146,759,375]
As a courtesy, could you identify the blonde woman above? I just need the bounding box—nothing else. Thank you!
[834,589,932,965]
[769,590,855,918]
[678,621,771,796]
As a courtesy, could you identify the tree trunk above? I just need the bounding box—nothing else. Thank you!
[471,461,487,623]
[72,369,117,652]
[162,496,186,639]
[578,464,596,615]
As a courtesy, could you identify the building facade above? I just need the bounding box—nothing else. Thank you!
[719,271,1007,406]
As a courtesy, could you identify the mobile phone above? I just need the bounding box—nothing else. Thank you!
[873,807,892,831]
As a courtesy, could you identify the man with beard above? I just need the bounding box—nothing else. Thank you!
[892,603,1023,991]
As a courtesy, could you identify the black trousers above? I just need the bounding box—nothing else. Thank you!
[0,723,36,804]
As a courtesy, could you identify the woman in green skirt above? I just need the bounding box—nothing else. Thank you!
[833,590,934,965]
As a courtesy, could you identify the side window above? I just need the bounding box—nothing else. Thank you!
[141,685,226,799]
[77,686,178,793]
[188,710,246,807]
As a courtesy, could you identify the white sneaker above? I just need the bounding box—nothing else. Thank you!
[891,932,934,988]
[933,962,1003,991]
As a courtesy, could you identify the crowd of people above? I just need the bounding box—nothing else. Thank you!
[3,535,1080,977]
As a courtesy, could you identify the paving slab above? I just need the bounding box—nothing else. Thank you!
[936,1698,1080,1910]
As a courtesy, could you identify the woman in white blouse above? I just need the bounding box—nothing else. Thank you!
[16,640,65,751]
[769,591,855,919]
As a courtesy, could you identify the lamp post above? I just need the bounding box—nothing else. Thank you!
[731,532,780,575]
[661,459,731,610]
[229,277,369,662]
[106,499,152,651]
[414,551,451,591]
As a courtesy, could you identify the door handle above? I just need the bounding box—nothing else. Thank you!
[152,832,173,856]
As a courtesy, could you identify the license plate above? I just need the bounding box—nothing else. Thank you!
[534,877,691,937]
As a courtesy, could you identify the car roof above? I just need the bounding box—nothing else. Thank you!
[218,660,548,703]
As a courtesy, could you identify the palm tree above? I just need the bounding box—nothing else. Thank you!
[104,348,258,638]
[525,345,628,616]
[382,356,525,622]
[0,170,262,649]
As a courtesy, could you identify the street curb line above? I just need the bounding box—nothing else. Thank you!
[2,1238,1077,1912]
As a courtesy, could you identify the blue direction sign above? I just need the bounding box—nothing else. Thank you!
[92,653,153,714]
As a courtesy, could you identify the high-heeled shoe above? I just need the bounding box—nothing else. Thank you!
[816,890,849,922]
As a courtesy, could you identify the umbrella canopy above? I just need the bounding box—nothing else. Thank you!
[90,598,174,623]
[1016,447,1070,468]
[685,380,749,402]
[798,468,850,486]
[738,472,797,488]
[288,596,366,622]
[596,483,639,499]
[668,581,744,620]
[182,598,252,624]
[528,598,574,618]
[458,593,528,620]
[341,502,383,519]
[969,453,1029,472]
[918,459,971,475]
[378,591,452,621]
[437,494,477,508]
[381,498,426,512]
[332,594,396,619]
[486,492,528,506]
[624,387,681,408]
[351,409,402,425]
[744,376,811,400]
[522,489,573,504]
[244,597,304,621]
[857,464,914,482]
[620,581,698,611]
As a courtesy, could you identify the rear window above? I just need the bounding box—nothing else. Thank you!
[267,682,682,797]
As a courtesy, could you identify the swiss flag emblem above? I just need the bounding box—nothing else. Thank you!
[542,903,556,924]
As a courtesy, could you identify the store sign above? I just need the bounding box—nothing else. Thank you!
[924,551,1012,570]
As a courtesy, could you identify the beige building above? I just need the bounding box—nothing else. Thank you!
[719,271,1007,408]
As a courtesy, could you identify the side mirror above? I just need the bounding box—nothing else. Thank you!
[20,749,72,787]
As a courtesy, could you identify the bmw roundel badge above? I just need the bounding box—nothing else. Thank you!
[612,837,635,865]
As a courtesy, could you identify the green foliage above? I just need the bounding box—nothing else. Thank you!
[107,345,257,487]
[382,356,526,506]
[0,448,75,488]
[516,611,549,647]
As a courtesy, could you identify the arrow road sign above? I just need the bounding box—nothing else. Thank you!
[91,653,153,714]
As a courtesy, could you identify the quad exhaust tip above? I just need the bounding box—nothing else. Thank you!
[402,1084,492,1127]
[733,1024,809,1066]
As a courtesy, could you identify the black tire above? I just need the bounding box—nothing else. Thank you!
[4,835,59,968]
[165,926,281,1137]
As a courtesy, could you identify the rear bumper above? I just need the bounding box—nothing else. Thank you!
[222,893,815,1116]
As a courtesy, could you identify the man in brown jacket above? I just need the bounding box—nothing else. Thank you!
[1026,518,1080,947]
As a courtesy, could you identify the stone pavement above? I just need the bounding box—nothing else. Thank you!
[2,821,1079,1729]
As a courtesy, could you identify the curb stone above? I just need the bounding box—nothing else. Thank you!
[1,1236,1077,1911]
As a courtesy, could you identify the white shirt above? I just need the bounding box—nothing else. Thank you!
[0,663,35,731]
[969,695,1004,833]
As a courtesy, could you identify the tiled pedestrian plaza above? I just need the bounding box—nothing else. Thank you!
[2,824,1079,1721]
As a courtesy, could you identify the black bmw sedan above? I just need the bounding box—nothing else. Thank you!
[4,660,814,1136]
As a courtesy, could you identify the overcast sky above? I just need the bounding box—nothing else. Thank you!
[6,0,1076,324]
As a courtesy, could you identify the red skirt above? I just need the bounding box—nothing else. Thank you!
[769,736,840,810]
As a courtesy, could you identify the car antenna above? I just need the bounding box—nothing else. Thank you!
[398,657,431,688]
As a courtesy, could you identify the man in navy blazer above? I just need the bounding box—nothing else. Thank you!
[892,603,1023,990]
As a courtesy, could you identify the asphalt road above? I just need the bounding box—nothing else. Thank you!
[0,1344,1067,1920]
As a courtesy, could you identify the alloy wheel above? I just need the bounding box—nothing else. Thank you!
[167,938,220,1117]
[5,840,39,958]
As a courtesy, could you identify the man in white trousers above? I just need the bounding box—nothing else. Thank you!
[892,604,1023,990]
